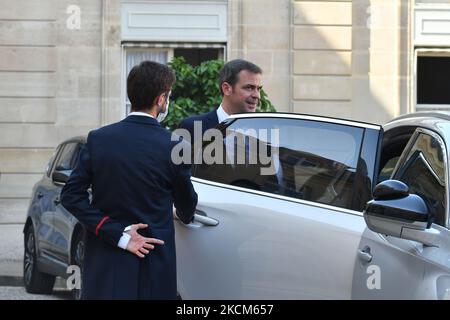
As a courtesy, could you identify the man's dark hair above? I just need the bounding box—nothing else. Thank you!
[218,59,262,95]
[127,60,175,111]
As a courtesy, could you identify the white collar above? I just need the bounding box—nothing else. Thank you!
[216,104,230,123]
[128,111,155,119]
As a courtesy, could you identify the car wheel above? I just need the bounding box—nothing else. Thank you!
[23,225,56,294]
[71,230,85,300]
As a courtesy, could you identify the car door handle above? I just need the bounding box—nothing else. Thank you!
[191,209,219,226]
[174,209,219,226]
[358,246,373,263]
[194,213,219,226]
[53,197,61,205]
[37,192,44,199]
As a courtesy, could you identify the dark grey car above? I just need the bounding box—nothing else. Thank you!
[23,136,86,299]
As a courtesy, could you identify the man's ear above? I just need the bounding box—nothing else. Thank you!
[222,82,233,96]
[156,93,165,107]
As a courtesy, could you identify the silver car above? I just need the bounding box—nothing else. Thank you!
[175,111,450,299]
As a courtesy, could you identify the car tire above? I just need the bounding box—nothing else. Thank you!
[70,230,85,300]
[23,225,56,294]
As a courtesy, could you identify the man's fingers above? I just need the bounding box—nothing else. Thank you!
[136,223,148,229]
[142,243,154,250]
[144,238,164,245]
[126,234,163,258]
[135,250,145,258]
[136,235,163,245]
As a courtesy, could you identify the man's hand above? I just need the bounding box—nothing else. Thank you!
[125,223,164,258]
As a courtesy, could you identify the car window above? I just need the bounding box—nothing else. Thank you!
[193,117,365,211]
[46,145,62,177]
[378,156,400,182]
[394,132,447,227]
[377,127,416,184]
[54,142,80,171]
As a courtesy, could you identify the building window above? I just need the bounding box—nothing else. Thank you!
[174,48,223,67]
[416,51,450,111]
[124,48,171,115]
[123,43,225,115]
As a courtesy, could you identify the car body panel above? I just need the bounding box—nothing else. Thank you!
[353,116,450,299]
[176,178,367,299]
[30,177,58,258]
[352,225,450,299]
[52,203,79,263]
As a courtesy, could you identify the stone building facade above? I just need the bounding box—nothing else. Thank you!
[1,0,450,221]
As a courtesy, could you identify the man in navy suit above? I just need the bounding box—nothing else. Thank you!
[178,59,263,142]
[61,61,198,299]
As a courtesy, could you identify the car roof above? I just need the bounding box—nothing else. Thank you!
[387,111,450,123]
[384,111,450,131]
[60,112,450,147]
[59,136,86,146]
[382,111,450,147]
[227,112,381,130]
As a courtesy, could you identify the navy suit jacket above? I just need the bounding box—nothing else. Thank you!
[178,109,219,142]
[61,115,197,299]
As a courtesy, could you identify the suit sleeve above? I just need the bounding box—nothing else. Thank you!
[61,132,125,247]
[177,118,194,143]
[170,138,198,224]
[177,118,189,130]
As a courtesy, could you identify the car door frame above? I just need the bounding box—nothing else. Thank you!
[391,127,449,227]
[33,144,64,258]
[48,140,83,263]
[176,114,384,299]
[352,125,450,299]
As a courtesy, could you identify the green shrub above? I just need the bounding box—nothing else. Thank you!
[162,57,276,131]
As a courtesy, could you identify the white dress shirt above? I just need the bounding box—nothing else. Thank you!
[117,112,155,250]
[216,104,230,123]
[128,111,155,119]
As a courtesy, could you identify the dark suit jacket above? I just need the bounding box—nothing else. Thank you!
[61,115,197,300]
[178,109,219,141]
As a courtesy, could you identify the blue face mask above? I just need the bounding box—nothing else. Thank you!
[156,91,170,123]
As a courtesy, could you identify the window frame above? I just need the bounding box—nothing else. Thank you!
[46,144,63,178]
[377,125,418,184]
[121,47,174,118]
[391,127,449,228]
[121,43,226,118]
[192,116,382,214]
[414,48,450,112]
[52,142,81,174]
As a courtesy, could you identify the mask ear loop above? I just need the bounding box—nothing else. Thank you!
[156,91,171,123]
[157,93,165,110]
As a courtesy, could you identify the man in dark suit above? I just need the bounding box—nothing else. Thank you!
[178,59,263,141]
[61,61,198,300]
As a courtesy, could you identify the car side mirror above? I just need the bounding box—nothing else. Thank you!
[52,170,71,186]
[372,179,409,200]
[364,180,440,247]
